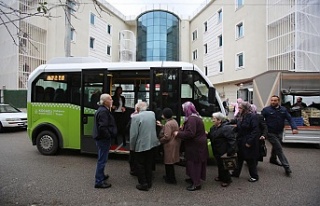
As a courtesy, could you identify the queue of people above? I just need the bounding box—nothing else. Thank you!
[93,93,298,191]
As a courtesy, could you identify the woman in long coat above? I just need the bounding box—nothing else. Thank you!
[232,102,260,182]
[173,102,208,191]
[207,112,237,187]
[157,108,181,184]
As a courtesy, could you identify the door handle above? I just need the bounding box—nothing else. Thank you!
[83,116,88,124]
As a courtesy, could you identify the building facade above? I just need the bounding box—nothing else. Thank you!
[0,0,319,107]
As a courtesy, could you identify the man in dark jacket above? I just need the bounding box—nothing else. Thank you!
[93,94,117,188]
[261,95,298,176]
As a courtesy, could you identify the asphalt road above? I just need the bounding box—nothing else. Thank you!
[0,130,319,206]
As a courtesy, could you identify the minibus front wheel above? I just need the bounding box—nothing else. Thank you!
[36,130,59,155]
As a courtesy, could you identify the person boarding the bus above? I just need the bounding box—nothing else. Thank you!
[157,108,181,184]
[93,94,117,189]
[130,102,160,191]
[261,95,298,176]
[112,86,127,146]
[173,101,208,191]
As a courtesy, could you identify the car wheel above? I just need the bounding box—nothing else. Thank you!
[0,122,3,132]
[36,130,59,155]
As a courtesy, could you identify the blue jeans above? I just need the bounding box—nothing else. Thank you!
[95,138,111,185]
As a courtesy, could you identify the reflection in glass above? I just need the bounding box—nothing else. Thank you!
[137,10,179,61]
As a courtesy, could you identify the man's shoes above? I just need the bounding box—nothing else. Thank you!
[270,159,282,166]
[103,174,109,181]
[248,177,259,182]
[285,168,292,176]
[186,185,201,191]
[136,184,149,191]
[221,182,230,187]
[185,178,193,184]
[94,182,112,189]
[214,177,221,182]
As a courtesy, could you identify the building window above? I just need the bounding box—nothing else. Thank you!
[71,28,75,42]
[237,53,244,68]
[218,35,222,47]
[192,50,198,60]
[236,0,244,9]
[219,61,223,72]
[204,44,207,54]
[236,22,243,38]
[107,24,111,34]
[90,13,95,25]
[192,30,198,41]
[204,66,208,76]
[106,45,111,55]
[90,37,95,49]
[204,22,207,32]
[217,9,222,23]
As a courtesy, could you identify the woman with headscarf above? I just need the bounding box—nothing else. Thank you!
[231,98,243,118]
[173,101,208,191]
[231,102,260,182]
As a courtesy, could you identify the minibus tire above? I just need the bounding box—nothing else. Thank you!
[36,130,59,155]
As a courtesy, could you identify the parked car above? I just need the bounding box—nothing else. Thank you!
[0,104,27,132]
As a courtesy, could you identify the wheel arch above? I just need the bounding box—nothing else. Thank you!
[32,123,63,149]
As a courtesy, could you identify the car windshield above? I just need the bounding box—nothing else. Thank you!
[0,105,21,113]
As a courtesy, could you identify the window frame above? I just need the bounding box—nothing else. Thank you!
[236,52,244,69]
[204,21,208,32]
[236,22,244,39]
[219,60,223,72]
[89,37,95,49]
[218,35,222,47]
[107,24,112,35]
[236,0,244,10]
[192,49,198,60]
[106,45,111,55]
[90,13,95,25]
[192,30,198,41]
[217,9,222,24]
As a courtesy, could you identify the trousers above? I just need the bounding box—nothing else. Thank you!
[267,133,290,169]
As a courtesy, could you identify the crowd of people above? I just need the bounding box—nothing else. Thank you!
[92,91,298,191]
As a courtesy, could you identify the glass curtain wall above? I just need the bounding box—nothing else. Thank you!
[137,10,179,61]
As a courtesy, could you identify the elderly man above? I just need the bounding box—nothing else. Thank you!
[130,101,160,191]
[93,93,117,188]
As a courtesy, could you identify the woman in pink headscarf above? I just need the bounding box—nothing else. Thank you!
[173,101,208,191]
[232,98,243,118]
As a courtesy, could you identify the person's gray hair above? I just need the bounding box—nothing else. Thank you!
[212,112,226,121]
[98,93,111,105]
[136,101,148,111]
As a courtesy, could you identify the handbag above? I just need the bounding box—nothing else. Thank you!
[221,154,238,170]
[260,140,267,157]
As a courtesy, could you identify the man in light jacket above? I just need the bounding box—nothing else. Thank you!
[130,101,160,191]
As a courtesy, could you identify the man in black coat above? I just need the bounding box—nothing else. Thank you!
[93,94,117,188]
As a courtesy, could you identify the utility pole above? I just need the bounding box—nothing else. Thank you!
[65,0,72,57]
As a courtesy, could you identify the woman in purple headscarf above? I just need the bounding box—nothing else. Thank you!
[173,101,208,191]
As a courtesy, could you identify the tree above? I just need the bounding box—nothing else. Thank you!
[0,0,110,49]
